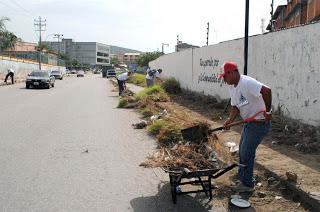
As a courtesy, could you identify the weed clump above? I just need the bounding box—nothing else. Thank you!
[161,77,181,94]
[135,85,169,103]
[127,73,146,86]
[139,107,153,118]
[147,119,168,135]
[117,98,128,108]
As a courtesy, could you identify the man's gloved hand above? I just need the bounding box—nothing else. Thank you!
[223,118,232,130]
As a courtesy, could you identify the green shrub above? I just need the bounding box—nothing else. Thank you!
[117,98,128,108]
[145,85,164,95]
[157,127,182,144]
[147,119,167,135]
[161,77,181,94]
[140,108,153,118]
[127,73,146,86]
[135,85,169,103]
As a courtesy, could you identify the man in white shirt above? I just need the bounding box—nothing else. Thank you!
[219,61,272,192]
[4,68,15,84]
[145,68,162,87]
[116,71,132,96]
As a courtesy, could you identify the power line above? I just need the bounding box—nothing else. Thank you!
[0,0,33,19]
[9,0,33,17]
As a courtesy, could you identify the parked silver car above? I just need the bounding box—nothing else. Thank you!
[26,71,55,89]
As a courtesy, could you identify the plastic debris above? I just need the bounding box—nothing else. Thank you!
[132,120,148,129]
[275,196,282,200]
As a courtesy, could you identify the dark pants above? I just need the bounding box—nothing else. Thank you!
[117,79,125,95]
[4,72,14,84]
[238,121,271,187]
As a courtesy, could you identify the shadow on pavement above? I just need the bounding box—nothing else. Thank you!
[130,183,214,212]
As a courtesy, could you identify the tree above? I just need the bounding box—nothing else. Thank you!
[111,57,120,66]
[136,51,162,67]
[36,43,53,53]
[0,17,10,32]
[0,17,19,52]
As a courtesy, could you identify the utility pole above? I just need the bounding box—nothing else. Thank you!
[206,22,209,46]
[244,0,249,76]
[261,18,265,34]
[270,0,274,31]
[161,43,169,54]
[53,34,63,56]
[34,16,46,70]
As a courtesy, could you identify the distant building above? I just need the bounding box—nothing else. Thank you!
[3,41,60,66]
[43,40,142,68]
[175,42,199,52]
[7,41,37,52]
[267,0,320,31]
[43,39,110,68]
[123,53,140,64]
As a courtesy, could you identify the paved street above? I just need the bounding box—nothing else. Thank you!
[0,75,220,212]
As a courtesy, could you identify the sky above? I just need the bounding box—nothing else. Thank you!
[0,0,288,53]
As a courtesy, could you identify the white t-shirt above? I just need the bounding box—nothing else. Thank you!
[146,69,160,80]
[117,72,129,81]
[229,75,266,120]
[8,68,15,73]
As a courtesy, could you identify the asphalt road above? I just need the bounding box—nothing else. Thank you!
[0,75,224,212]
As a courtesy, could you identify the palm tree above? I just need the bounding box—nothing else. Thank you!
[0,17,10,32]
[0,17,19,52]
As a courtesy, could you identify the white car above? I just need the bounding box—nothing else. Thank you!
[77,70,85,77]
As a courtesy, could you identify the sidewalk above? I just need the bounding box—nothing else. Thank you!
[122,81,320,210]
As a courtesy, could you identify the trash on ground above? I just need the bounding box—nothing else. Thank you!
[230,198,251,208]
[275,196,282,200]
[132,120,148,129]
[225,141,239,153]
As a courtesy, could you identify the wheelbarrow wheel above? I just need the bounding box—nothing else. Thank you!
[171,184,177,204]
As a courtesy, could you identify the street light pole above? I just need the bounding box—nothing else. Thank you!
[53,34,63,56]
[244,0,249,76]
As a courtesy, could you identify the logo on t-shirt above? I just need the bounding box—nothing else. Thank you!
[237,93,249,107]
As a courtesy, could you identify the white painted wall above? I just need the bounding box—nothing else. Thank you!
[0,57,66,80]
[150,22,320,126]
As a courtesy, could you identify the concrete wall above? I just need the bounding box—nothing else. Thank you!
[0,56,66,80]
[150,22,320,126]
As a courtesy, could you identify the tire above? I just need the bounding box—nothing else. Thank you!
[26,84,30,89]
[52,83,55,87]
[60,78,63,80]
[46,84,50,89]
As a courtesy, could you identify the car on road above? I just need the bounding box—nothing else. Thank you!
[77,70,85,77]
[50,70,64,80]
[71,70,77,74]
[26,71,55,89]
[106,69,116,78]
[93,69,102,74]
